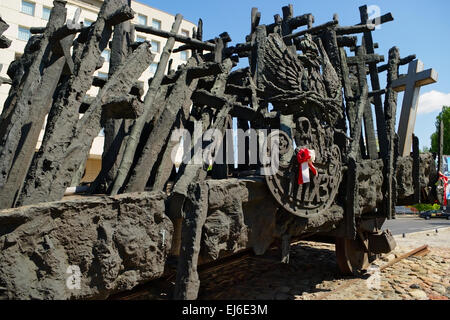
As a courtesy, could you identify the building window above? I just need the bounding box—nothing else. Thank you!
[42,7,51,20]
[181,29,189,37]
[21,1,35,16]
[152,19,161,30]
[101,50,110,62]
[84,19,94,27]
[149,63,158,74]
[97,72,108,80]
[18,26,31,41]
[180,51,189,61]
[151,40,160,53]
[138,14,147,26]
[136,36,146,42]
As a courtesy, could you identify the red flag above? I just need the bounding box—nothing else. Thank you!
[438,172,448,206]
[297,148,318,185]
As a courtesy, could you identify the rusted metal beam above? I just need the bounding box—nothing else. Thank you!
[380,245,429,271]
[317,244,429,300]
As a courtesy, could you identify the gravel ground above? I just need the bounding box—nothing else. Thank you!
[200,228,450,300]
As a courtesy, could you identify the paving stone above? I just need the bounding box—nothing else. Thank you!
[197,229,450,300]
[409,289,428,300]
[431,284,446,295]
[395,288,406,294]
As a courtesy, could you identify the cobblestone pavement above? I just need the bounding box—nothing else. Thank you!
[200,228,450,300]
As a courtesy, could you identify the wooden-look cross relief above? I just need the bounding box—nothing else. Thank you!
[392,59,438,156]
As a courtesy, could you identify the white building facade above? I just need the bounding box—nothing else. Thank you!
[0,0,196,181]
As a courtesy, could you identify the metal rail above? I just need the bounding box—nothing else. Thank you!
[110,242,430,300]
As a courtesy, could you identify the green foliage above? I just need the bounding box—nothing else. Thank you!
[412,203,432,212]
[420,146,430,153]
[432,203,441,210]
[430,106,450,154]
[411,203,442,212]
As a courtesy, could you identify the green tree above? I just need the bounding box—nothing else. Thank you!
[430,106,450,154]
[420,146,430,153]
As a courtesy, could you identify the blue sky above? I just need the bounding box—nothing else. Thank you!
[142,0,450,148]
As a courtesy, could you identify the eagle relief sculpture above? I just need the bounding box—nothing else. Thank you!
[262,33,344,218]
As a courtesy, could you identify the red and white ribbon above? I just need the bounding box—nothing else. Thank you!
[297,148,318,185]
[439,172,448,206]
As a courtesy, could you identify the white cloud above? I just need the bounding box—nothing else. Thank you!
[418,90,450,114]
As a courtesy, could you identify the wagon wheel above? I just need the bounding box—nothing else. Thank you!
[335,236,370,275]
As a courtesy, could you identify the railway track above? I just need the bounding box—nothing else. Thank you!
[110,243,430,300]
[110,248,281,300]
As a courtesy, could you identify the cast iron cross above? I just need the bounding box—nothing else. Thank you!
[347,45,384,160]
[358,5,393,158]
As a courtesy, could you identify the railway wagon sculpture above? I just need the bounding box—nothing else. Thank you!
[0,1,440,300]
